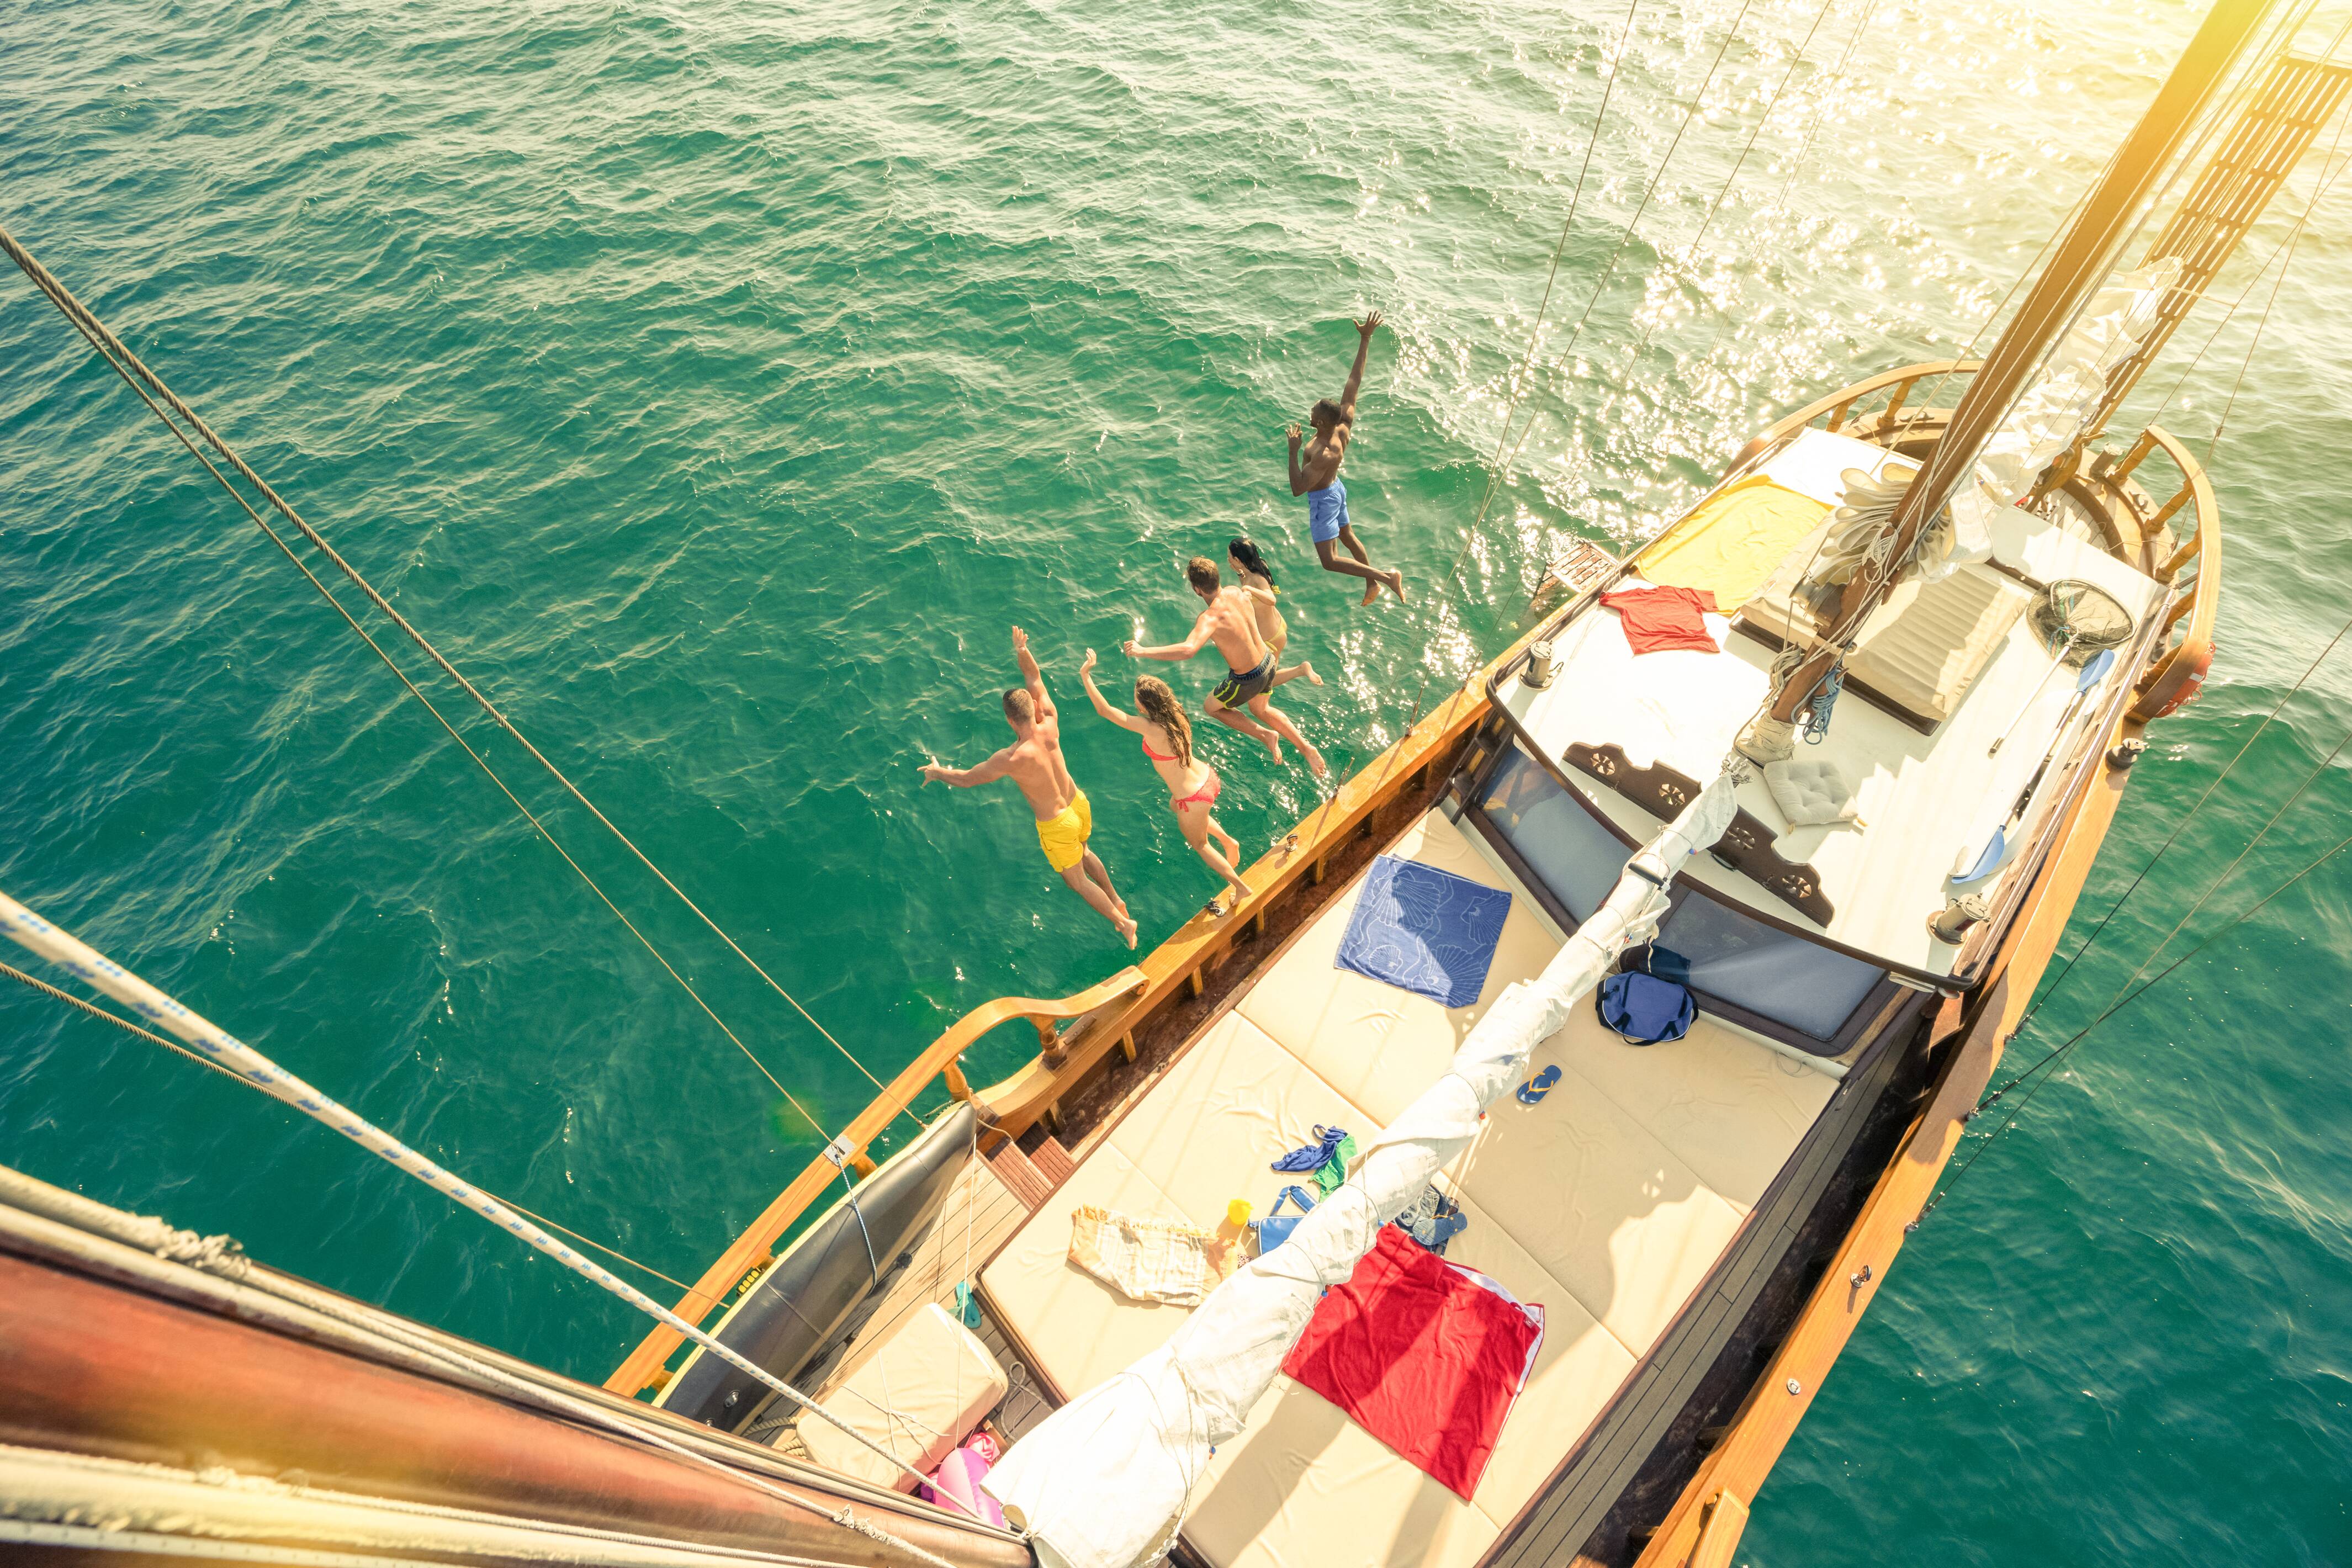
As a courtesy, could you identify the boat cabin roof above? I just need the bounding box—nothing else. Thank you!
[1506,428,2163,978]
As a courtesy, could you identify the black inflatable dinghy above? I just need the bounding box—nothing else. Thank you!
[659,1100,976,1430]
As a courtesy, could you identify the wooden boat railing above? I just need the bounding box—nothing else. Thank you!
[2104,423,2219,722]
[607,631,1549,1398]
[1739,357,2218,727]
[606,965,1148,1396]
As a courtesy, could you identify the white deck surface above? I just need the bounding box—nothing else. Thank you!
[979,811,1839,1568]
[1508,430,2164,972]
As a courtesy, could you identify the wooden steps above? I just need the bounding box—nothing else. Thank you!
[986,1135,1076,1211]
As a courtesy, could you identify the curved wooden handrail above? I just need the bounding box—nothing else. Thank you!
[2126,423,2219,721]
[967,659,1517,1137]
[603,967,1145,1397]
[1729,359,1984,470]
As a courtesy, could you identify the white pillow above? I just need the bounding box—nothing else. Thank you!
[1764,757,1860,828]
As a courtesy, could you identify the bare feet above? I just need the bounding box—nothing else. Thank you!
[1385,570,1408,602]
[1360,579,1380,608]
[1302,744,1328,780]
[1114,914,1138,949]
[1301,662,1325,687]
[1262,733,1288,765]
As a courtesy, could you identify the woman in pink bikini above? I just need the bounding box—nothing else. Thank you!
[1079,648,1252,913]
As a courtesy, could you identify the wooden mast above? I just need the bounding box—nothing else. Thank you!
[1766,0,2277,724]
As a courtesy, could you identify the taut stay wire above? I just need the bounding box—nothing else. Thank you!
[0,220,906,1125]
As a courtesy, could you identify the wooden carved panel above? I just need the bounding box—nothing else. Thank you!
[1562,742,1836,926]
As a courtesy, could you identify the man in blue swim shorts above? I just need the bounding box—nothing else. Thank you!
[1287,310,1408,607]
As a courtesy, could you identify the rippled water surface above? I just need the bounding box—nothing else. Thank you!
[7,0,2352,1560]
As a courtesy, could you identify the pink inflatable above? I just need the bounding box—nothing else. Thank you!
[919,1434,1007,1529]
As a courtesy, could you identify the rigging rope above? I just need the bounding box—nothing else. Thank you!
[1919,774,2352,1226]
[1288,0,1645,855]
[1886,0,2318,538]
[0,885,986,1524]
[0,957,693,1293]
[0,220,905,1126]
[2010,44,2352,1031]
[1609,0,1846,380]
[0,264,827,1139]
[2202,89,2351,460]
[1337,0,1760,833]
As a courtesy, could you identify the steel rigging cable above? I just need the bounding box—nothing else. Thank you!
[0,956,693,1292]
[0,219,914,1136]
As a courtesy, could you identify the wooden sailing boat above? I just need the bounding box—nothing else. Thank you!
[3,3,2344,1566]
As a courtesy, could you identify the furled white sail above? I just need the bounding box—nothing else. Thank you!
[1800,262,2179,601]
[982,773,1742,1568]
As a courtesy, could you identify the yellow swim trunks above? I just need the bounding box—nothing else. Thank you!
[1035,789,1092,873]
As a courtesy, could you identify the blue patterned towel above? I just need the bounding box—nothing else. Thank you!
[1334,855,1512,1008]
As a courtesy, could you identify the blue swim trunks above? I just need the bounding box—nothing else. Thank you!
[1306,480,1349,545]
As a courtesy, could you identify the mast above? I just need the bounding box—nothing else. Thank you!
[1765,0,2277,726]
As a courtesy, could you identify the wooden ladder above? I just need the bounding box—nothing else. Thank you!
[2095,51,2352,429]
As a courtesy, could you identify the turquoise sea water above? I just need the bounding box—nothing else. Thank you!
[6,0,2352,1559]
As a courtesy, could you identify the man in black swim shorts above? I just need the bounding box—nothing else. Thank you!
[1126,557,1327,778]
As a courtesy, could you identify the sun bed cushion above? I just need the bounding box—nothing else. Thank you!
[798,1302,1007,1492]
[1184,1186,1636,1568]
[1234,809,1815,1350]
[1742,542,2035,725]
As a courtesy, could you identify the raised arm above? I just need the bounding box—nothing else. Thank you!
[919,748,1015,788]
[1078,648,1146,732]
[1011,624,1053,721]
[1123,612,1212,663]
[1337,309,1382,421]
[1287,423,1310,496]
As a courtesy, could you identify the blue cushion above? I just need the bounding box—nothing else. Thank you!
[1334,854,1513,1009]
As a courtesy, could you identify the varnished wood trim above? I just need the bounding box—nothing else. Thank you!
[603,967,1145,1396]
[1629,697,2146,1566]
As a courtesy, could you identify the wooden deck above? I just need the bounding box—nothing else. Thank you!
[752,1149,1065,1456]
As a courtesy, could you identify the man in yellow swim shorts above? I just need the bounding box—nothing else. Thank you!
[920,626,1137,947]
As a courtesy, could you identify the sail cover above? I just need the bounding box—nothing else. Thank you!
[1932,262,2180,579]
[983,772,1741,1568]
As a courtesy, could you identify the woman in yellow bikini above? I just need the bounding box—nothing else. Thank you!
[1079,649,1253,915]
[1227,536,1321,691]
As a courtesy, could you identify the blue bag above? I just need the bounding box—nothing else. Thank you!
[1597,970,1696,1045]
[1249,1185,1317,1252]
[1623,941,1693,986]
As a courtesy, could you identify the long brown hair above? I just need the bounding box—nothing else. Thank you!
[1133,676,1194,769]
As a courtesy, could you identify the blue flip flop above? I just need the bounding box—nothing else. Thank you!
[1516,1065,1562,1105]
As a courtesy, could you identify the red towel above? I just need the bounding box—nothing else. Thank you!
[1600,585,1720,654]
[1281,1224,1544,1500]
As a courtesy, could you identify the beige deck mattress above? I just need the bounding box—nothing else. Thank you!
[980,810,1842,1567]
[1185,1175,1638,1568]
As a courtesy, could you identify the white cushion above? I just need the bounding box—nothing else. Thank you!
[799,1302,1007,1491]
[1763,757,1859,827]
